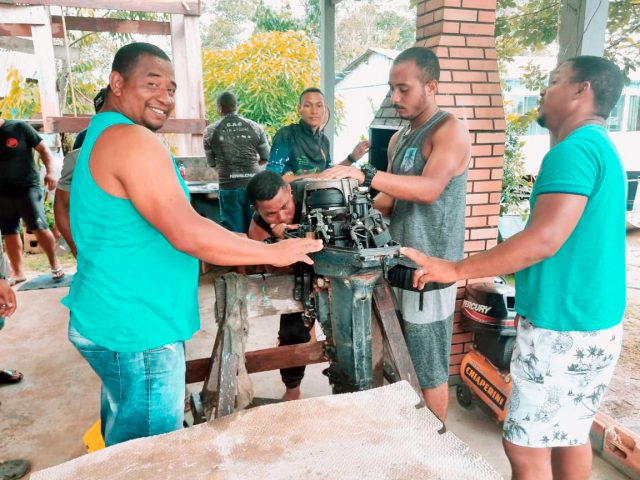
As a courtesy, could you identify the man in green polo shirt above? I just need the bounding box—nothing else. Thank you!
[402,56,626,480]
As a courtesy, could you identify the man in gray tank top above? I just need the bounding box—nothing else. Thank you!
[320,46,471,422]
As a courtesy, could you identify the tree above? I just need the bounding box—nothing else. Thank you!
[202,30,321,137]
[496,0,640,77]
[253,1,305,33]
[0,69,41,119]
[495,1,640,212]
[201,0,259,49]
[335,2,415,70]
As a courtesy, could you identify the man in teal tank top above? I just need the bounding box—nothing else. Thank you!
[403,56,626,480]
[320,47,472,424]
[62,42,321,447]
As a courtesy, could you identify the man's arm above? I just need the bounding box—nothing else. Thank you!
[96,125,321,267]
[372,131,400,217]
[202,126,217,168]
[337,140,370,166]
[54,149,79,256]
[247,220,270,242]
[256,126,270,166]
[54,190,76,256]
[0,279,17,317]
[35,141,57,191]
[402,193,588,288]
[319,116,471,204]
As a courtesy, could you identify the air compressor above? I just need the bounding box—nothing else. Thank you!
[456,281,516,422]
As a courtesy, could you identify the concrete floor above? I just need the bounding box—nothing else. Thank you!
[0,271,631,479]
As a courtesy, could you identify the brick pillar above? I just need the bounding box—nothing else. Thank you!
[417,0,505,381]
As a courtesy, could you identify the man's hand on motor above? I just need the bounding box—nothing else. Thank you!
[0,280,17,317]
[270,238,323,266]
[318,165,365,184]
[270,223,300,239]
[400,247,459,289]
[351,140,370,161]
[44,172,58,191]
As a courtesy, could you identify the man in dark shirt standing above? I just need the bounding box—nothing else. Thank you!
[203,91,270,233]
[267,87,369,181]
[0,116,63,283]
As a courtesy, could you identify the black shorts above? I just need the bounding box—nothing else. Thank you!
[0,187,49,234]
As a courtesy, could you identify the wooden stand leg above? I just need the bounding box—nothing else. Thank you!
[372,282,423,400]
[373,282,447,433]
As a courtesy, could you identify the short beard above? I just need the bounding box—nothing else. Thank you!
[536,114,546,128]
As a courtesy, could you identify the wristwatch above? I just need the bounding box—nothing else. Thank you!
[360,163,378,188]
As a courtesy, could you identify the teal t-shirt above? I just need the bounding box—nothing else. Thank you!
[62,112,200,351]
[515,125,626,331]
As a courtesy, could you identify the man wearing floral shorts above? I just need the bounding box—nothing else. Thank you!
[402,55,627,480]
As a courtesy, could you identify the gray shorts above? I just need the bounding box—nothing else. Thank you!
[394,286,456,389]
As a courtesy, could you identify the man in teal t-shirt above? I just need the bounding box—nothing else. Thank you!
[402,56,626,480]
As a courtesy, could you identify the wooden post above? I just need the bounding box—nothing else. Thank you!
[558,0,610,63]
[170,13,205,156]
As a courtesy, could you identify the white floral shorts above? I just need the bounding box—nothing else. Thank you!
[503,317,622,448]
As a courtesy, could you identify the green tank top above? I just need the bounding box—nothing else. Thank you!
[62,112,199,352]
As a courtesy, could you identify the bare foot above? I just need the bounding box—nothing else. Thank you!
[281,386,301,401]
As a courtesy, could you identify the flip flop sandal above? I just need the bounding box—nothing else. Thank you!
[7,277,26,287]
[0,369,23,384]
[0,459,31,480]
[51,268,65,281]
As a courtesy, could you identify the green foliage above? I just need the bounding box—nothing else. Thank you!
[254,1,305,33]
[501,112,536,216]
[496,0,559,63]
[521,62,549,92]
[43,197,55,230]
[496,0,640,79]
[201,0,259,49]
[0,69,41,119]
[336,2,415,71]
[202,31,321,138]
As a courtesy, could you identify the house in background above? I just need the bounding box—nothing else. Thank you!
[503,56,640,227]
[334,48,399,163]
[503,56,640,177]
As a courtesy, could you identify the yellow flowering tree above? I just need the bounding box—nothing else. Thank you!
[202,30,321,138]
[0,69,41,119]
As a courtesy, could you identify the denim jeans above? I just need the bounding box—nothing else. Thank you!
[68,325,185,446]
[218,188,254,233]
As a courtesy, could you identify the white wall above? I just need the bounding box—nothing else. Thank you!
[521,131,640,176]
[334,52,394,163]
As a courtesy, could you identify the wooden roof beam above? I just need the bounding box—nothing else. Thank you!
[48,116,206,134]
[0,1,200,16]
[0,17,171,37]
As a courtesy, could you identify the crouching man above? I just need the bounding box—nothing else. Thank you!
[246,170,312,400]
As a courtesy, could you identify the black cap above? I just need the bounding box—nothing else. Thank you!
[93,87,108,113]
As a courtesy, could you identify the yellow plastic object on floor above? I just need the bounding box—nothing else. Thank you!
[82,420,105,453]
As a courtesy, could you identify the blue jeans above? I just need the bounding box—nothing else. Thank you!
[68,325,185,446]
[218,188,253,233]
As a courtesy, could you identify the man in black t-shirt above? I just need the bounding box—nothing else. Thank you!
[203,91,270,233]
[0,117,63,283]
[246,171,311,401]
